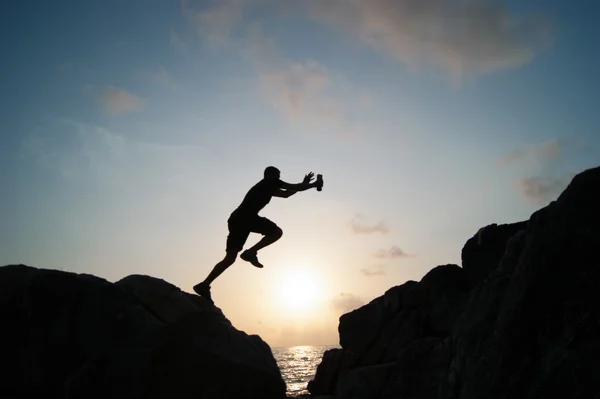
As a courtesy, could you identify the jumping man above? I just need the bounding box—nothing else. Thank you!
[193,166,321,304]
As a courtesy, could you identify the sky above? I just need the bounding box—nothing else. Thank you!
[1,0,599,347]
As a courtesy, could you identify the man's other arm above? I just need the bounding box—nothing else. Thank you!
[272,189,297,198]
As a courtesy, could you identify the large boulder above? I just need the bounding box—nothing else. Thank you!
[309,165,600,399]
[0,265,286,399]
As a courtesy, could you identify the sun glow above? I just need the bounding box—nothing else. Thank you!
[276,266,322,312]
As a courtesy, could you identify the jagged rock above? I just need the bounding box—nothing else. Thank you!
[335,362,395,399]
[0,265,286,399]
[309,165,600,399]
[454,166,600,399]
[419,264,470,335]
[382,280,418,316]
[380,337,453,399]
[307,348,344,396]
[461,220,528,287]
[338,297,385,357]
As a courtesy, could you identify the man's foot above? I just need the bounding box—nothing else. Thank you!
[241,250,264,268]
[193,282,214,304]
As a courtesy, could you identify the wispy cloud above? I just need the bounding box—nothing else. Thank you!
[182,0,244,46]
[136,65,177,90]
[89,85,145,116]
[515,175,572,204]
[181,0,551,83]
[331,293,364,314]
[349,214,389,235]
[260,60,341,125]
[181,2,367,137]
[374,245,411,259]
[246,24,363,136]
[500,138,586,203]
[309,0,553,82]
[500,138,571,166]
[360,265,386,277]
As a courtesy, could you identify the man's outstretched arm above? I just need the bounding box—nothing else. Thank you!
[273,172,317,197]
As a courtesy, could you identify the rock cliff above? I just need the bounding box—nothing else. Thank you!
[309,166,600,399]
[0,267,287,399]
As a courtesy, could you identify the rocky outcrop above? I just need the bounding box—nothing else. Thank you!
[0,267,287,399]
[461,220,528,287]
[309,165,600,399]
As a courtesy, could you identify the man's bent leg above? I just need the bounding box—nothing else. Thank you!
[247,226,283,253]
[240,217,282,268]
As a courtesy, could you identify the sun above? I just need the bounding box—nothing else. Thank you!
[276,267,322,312]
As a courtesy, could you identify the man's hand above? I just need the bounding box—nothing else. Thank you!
[278,172,319,192]
[303,172,315,185]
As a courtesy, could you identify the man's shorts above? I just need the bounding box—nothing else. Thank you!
[226,211,280,253]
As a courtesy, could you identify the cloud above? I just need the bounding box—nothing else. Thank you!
[500,138,587,202]
[309,0,553,81]
[349,214,389,235]
[360,265,386,277]
[181,0,551,82]
[260,60,343,127]
[182,0,244,46]
[90,86,145,116]
[374,245,411,259]
[515,175,571,204]
[136,66,176,90]
[500,138,569,166]
[331,293,364,314]
[181,2,366,137]
[245,23,360,136]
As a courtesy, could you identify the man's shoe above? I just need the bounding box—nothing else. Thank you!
[241,250,264,268]
[193,282,214,304]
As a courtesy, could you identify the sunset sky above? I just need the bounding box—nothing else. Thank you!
[2,0,599,347]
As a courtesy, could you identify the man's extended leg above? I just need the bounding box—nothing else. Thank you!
[204,251,238,286]
[194,251,237,304]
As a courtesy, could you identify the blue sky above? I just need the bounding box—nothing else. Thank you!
[1,0,599,346]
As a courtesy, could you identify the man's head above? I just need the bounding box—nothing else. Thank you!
[264,166,281,180]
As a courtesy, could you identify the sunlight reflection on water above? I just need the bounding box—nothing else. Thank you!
[272,345,339,397]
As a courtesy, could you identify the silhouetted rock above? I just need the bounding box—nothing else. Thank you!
[461,220,527,287]
[0,266,286,399]
[309,165,600,399]
[307,348,344,396]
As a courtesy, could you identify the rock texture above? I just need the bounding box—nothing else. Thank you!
[0,267,286,399]
[309,166,600,399]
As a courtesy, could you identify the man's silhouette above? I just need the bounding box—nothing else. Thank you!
[194,166,320,304]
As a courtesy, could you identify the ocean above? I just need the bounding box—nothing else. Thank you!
[272,345,339,397]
